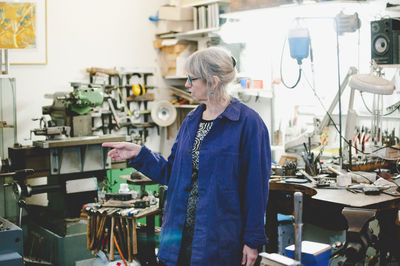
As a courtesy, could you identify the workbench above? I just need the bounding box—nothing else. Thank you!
[266,181,400,263]
[83,200,161,265]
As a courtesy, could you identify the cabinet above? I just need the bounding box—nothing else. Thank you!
[0,76,17,160]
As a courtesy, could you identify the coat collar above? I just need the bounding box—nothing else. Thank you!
[187,97,240,122]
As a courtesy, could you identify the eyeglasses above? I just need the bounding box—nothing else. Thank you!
[187,75,200,86]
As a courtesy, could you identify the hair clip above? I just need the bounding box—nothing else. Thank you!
[231,56,237,68]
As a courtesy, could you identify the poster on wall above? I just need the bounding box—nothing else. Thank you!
[0,0,47,65]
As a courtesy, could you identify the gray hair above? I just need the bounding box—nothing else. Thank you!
[185,47,236,102]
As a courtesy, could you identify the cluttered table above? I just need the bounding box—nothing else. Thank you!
[266,168,400,263]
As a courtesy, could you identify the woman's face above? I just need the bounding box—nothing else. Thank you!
[185,73,208,102]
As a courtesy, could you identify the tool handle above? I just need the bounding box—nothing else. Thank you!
[327,166,342,175]
[110,217,115,260]
[113,236,128,266]
[127,219,132,263]
[132,219,138,255]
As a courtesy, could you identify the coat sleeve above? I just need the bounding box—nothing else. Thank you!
[240,115,271,249]
[127,122,185,186]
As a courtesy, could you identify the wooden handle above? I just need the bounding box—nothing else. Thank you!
[132,219,138,255]
[110,217,115,260]
[86,215,91,249]
[86,67,119,76]
[328,166,342,175]
[127,219,132,263]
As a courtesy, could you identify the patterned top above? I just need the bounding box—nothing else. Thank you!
[178,119,213,265]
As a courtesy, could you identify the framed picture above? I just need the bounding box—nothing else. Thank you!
[0,0,47,65]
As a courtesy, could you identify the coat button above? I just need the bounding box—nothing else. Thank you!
[178,225,182,230]
[188,148,192,153]
[184,187,190,192]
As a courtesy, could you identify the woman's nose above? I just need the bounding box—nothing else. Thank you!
[185,79,191,88]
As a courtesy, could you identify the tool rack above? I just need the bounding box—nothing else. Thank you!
[84,201,160,264]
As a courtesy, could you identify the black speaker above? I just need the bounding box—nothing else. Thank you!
[371,18,400,64]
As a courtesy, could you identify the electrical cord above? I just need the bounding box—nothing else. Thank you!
[302,70,386,155]
[280,37,303,89]
[360,92,373,114]
[360,91,400,116]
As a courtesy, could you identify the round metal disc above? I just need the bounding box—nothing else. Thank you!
[151,101,177,127]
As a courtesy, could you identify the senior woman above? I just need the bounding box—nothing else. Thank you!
[103,47,271,266]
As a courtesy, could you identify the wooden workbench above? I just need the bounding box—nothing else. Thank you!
[266,180,400,262]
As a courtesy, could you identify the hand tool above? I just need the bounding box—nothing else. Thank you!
[132,219,138,255]
[127,219,132,262]
[115,218,127,258]
[113,235,128,266]
[110,216,115,260]
[121,218,128,258]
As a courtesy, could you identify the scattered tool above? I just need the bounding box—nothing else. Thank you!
[110,216,115,260]
[113,235,128,266]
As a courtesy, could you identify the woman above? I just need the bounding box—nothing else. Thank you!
[103,47,271,266]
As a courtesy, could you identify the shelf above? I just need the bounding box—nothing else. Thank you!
[183,0,230,7]
[164,75,187,79]
[229,88,273,98]
[220,1,369,19]
[160,27,220,39]
[174,104,198,109]
[119,67,155,75]
[0,75,15,80]
[271,145,284,151]
[377,64,400,68]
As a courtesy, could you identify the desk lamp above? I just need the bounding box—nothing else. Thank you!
[348,64,395,145]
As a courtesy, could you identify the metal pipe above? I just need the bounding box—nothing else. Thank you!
[0,49,3,74]
[294,192,303,262]
[4,49,9,75]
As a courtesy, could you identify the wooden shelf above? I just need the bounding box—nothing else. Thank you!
[164,75,187,79]
[174,104,198,109]
[159,27,220,39]
[229,88,273,98]
[183,0,230,7]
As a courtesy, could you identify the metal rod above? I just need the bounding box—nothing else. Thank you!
[0,49,3,74]
[294,192,303,263]
[4,49,9,75]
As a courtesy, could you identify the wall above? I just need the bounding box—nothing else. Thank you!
[9,0,167,149]
[220,1,400,153]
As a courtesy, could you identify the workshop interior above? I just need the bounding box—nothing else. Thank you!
[1,0,400,265]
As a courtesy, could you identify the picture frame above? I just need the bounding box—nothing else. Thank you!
[2,0,48,65]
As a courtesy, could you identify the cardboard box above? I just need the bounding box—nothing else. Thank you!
[156,20,194,34]
[159,6,194,20]
[155,40,197,76]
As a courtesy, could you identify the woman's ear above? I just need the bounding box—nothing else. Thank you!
[212,75,220,89]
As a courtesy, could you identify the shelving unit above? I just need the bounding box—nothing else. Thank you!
[182,0,230,8]
[229,88,273,98]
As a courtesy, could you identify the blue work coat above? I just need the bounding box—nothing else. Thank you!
[129,98,271,266]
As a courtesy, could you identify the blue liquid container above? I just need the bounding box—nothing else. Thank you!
[288,27,310,64]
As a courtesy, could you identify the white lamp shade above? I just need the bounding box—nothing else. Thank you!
[349,74,395,95]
